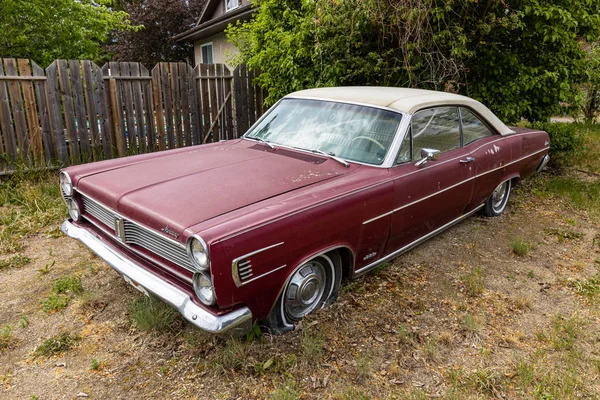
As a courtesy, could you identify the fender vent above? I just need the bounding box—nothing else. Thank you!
[237,259,253,282]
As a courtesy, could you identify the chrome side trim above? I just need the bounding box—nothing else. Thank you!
[61,220,252,336]
[237,264,288,287]
[354,204,485,277]
[231,242,284,287]
[362,147,549,225]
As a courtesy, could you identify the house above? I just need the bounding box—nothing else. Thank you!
[174,0,253,67]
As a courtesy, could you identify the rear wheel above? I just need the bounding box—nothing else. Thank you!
[264,251,342,334]
[482,179,512,217]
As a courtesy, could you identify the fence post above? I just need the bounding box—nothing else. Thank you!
[0,61,18,164]
[45,61,69,164]
[31,60,56,163]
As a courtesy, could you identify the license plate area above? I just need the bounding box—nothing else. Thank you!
[122,274,149,297]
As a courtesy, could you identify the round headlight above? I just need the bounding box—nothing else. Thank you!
[193,272,216,306]
[66,198,81,221]
[188,236,210,270]
[60,171,73,197]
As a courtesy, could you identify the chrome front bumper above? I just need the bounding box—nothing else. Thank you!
[61,220,253,336]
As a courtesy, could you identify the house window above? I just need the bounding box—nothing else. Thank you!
[201,43,214,64]
[225,0,239,12]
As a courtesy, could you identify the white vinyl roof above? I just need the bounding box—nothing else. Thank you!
[286,87,515,136]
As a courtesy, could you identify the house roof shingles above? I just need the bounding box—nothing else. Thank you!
[174,1,253,43]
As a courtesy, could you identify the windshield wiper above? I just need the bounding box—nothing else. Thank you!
[309,148,350,168]
[245,136,276,150]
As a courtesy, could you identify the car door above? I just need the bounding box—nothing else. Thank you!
[385,107,476,253]
[459,107,510,210]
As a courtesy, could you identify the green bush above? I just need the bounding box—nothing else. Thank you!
[530,122,585,167]
[228,0,600,122]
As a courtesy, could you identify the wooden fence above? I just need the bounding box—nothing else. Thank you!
[0,58,267,172]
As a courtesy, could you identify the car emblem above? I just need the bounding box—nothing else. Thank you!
[114,217,125,241]
[161,225,179,239]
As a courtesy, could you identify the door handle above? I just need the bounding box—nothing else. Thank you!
[459,156,475,163]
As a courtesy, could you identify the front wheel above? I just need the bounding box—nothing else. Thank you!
[263,252,341,334]
[481,179,512,217]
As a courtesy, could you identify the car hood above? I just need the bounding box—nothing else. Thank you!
[76,141,353,237]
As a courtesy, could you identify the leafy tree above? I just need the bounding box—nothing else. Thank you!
[108,0,206,67]
[582,41,600,122]
[228,0,600,122]
[0,0,133,67]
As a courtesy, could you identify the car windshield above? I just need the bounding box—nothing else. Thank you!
[244,98,403,165]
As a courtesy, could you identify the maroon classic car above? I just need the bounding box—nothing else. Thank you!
[60,87,550,335]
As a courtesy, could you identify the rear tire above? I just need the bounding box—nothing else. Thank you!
[263,251,342,335]
[481,179,512,217]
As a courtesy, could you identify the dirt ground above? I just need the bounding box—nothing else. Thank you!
[1,178,600,399]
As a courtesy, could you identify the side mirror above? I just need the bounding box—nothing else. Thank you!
[415,148,441,167]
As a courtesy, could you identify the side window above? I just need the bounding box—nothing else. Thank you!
[411,107,460,159]
[460,108,493,145]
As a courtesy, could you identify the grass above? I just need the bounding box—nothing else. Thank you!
[0,325,15,350]
[423,337,439,362]
[467,369,505,396]
[53,276,83,294]
[35,332,80,357]
[37,260,56,275]
[128,296,179,332]
[551,314,580,351]
[218,338,249,371]
[535,176,600,216]
[462,266,484,296]
[269,380,299,400]
[301,329,325,362]
[90,358,100,371]
[41,275,85,313]
[571,123,600,174]
[511,239,530,256]
[41,294,70,313]
[0,171,66,255]
[544,227,585,242]
[354,352,374,379]
[530,124,600,217]
[462,314,482,335]
[397,323,416,345]
[514,296,532,310]
[333,387,370,400]
[0,253,31,269]
[514,359,535,391]
[570,272,600,298]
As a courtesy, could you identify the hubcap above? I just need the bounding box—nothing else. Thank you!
[492,181,509,212]
[284,260,327,320]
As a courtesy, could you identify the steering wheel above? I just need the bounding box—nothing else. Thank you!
[351,136,386,150]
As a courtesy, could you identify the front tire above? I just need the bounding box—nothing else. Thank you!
[482,179,512,217]
[263,251,342,335]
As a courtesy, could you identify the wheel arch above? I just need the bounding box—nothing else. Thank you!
[263,244,355,325]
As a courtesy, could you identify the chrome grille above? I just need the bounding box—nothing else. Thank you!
[80,193,195,272]
[123,221,193,270]
[82,196,115,228]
